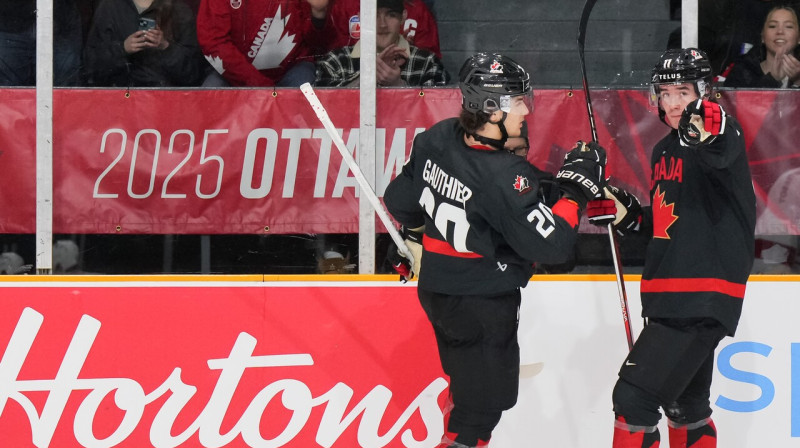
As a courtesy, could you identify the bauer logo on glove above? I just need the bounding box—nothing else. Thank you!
[555,141,607,209]
[678,99,726,146]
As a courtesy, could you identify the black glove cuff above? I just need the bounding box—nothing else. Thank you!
[401,226,423,244]
[557,183,588,210]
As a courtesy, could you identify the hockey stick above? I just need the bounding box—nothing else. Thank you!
[577,0,635,351]
[299,83,415,274]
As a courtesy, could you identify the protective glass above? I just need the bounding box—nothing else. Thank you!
[499,91,534,114]
[649,80,708,107]
[648,84,661,108]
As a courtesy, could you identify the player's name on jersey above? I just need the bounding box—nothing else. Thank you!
[422,159,473,204]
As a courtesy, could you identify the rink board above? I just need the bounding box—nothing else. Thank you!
[0,276,797,447]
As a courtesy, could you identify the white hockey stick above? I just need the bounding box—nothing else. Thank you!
[300,83,415,270]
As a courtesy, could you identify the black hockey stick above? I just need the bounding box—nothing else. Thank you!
[577,0,635,351]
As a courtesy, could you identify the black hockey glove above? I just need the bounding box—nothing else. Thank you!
[678,99,726,146]
[599,185,642,235]
[555,141,607,209]
[386,226,423,282]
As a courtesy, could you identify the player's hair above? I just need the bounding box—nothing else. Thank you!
[458,110,491,135]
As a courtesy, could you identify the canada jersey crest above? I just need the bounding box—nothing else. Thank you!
[652,185,678,239]
[513,175,530,193]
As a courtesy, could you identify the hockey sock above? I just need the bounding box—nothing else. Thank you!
[435,439,489,448]
[668,418,716,448]
[437,430,490,447]
[613,415,660,448]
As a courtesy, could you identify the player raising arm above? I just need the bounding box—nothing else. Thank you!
[588,48,756,448]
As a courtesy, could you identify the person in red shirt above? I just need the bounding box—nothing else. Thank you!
[196,0,330,86]
[324,0,440,57]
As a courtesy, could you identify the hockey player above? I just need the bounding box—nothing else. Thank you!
[384,52,607,448]
[588,48,756,448]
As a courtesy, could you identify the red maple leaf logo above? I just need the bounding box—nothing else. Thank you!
[652,185,678,239]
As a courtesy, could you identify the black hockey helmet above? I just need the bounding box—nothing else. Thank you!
[649,47,713,108]
[459,53,533,115]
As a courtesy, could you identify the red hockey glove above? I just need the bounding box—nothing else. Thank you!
[555,141,607,209]
[587,199,616,226]
[678,99,726,146]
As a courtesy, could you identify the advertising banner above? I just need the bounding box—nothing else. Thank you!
[0,282,443,447]
[1,279,799,447]
[0,89,797,234]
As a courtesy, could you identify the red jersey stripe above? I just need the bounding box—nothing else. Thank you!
[641,278,746,299]
[423,235,483,258]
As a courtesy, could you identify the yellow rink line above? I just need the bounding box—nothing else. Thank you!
[0,274,797,283]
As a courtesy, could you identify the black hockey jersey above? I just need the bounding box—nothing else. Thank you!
[384,118,580,295]
[641,116,756,335]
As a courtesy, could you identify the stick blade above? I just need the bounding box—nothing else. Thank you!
[519,362,545,379]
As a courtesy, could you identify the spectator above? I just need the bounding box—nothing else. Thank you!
[753,166,800,273]
[324,0,441,57]
[723,5,800,87]
[83,0,205,86]
[0,0,82,86]
[0,252,32,275]
[196,0,330,87]
[53,239,83,274]
[315,0,448,87]
[316,249,356,274]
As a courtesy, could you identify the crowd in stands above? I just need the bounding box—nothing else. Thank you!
[0,0,446,88]
[3,0,799,89]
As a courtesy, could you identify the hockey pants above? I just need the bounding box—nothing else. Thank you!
[612,318,727,447]
[418,288,521,447]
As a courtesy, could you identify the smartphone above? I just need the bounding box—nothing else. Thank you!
[138,17,156,31]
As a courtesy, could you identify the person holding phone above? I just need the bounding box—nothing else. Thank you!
[84,0,205,86]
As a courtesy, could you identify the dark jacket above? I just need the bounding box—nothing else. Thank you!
[84,0,204,87]
[723,47,792,88]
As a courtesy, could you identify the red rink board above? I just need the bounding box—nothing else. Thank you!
[0,283,446,448]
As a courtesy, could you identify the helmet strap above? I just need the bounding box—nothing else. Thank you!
[658,106,668,126]
[467,132,505,150]
[495,112,510,142]
[466,111,511,150]
[479,111,510,149]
